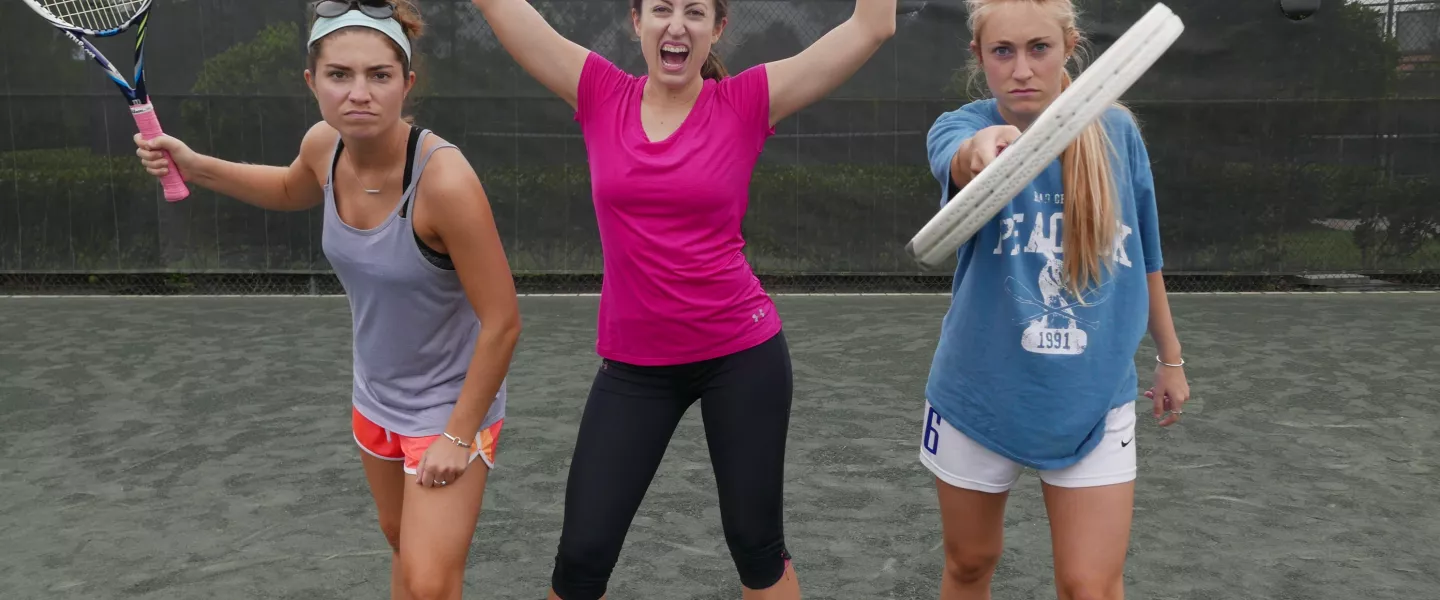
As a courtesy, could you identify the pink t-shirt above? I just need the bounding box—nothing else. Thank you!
[575,51,782,366]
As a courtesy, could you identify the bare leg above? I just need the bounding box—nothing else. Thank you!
[361,452,411,600]
[935,478,1009,600]
[1042,481,1134,600]
[397,460,491,600]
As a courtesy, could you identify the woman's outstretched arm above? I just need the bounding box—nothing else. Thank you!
[470,0,593,109]
[763,0,897,126]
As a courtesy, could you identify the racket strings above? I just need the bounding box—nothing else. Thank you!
[40,0,142,31]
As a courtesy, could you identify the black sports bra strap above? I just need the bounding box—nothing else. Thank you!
[400,125,424,218]
[330,137,345,181]
[330,124,420,197]
[401,124,421,193]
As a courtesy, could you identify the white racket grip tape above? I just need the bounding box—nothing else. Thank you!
[130,102,191,202]
[906,3,1183,269]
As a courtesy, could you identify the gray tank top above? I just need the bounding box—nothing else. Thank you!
[320,127,506,437]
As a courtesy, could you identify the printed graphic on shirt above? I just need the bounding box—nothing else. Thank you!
[997,191,1134,356]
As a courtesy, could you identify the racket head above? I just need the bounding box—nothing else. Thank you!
[907,3,1184,269]
[20,0,152,36]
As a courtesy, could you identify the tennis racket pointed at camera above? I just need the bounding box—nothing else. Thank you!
[20,0,189,201]
[906,2,1184,269]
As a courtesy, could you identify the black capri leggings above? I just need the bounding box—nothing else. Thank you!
[550,330,795,600]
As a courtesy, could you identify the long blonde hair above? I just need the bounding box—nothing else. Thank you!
[966,0,1122,298]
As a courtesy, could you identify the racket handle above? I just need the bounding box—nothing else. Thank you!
[130,103,190,202]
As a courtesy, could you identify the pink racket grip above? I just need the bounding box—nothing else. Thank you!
[130,103,190,202]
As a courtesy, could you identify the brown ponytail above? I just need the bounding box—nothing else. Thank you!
[701,50,728,80]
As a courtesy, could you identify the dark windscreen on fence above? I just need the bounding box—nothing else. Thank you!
[1,0,1436,293]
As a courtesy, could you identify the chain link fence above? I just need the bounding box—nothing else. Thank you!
[3,270,1437,295]
[2,0,1437,295]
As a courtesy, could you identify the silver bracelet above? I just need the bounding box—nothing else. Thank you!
[1156,355,1185,368]
[442,432,472,448]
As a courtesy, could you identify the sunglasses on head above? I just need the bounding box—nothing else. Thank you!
[314,0,396,19]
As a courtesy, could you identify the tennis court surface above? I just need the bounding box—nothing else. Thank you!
[2,292,1436,599]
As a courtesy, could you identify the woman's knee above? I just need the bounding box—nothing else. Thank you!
[549,536,622,600]
[934,479,1009,588]
[400,559,462,600]
[943,546,1002,587]
[1054,575,1123,600]
[377,514,402,553]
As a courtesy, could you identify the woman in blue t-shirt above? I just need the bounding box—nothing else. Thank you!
[919,0,1192,598]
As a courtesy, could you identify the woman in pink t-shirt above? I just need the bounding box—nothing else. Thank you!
[469,0,896,598]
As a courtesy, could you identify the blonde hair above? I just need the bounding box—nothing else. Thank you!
[966,0,1122,298]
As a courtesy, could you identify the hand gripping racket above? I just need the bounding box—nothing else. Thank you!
[20,0,190,201]
[906,2,1183,269]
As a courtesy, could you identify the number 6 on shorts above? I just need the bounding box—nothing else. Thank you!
[905,2,1183,269]
[923,406,941,455]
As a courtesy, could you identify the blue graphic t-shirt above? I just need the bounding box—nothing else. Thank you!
[924,98,1164,471]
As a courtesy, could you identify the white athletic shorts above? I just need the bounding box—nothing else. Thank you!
[918,399,1138,493]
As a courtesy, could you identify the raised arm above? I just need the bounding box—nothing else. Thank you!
[470,0,592,109]
[763,0,896,127]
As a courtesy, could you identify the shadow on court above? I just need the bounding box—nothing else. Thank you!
[1,293,1436,599]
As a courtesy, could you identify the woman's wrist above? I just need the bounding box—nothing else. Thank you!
[186,153,219,187]
[440,431,473,449]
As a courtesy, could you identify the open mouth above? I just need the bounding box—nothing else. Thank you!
[660,42,690,72]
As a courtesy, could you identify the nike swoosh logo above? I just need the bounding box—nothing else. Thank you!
[1121,438,1133,447]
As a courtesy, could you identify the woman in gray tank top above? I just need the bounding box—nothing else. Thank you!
[130,2,521,598]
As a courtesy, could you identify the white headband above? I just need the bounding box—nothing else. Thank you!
[309,10,412,63]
